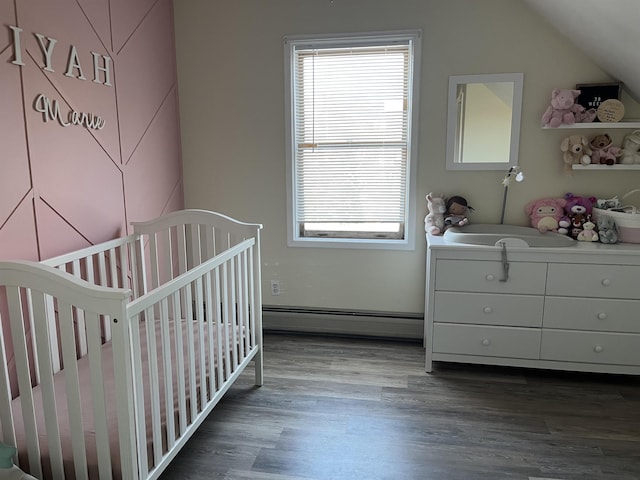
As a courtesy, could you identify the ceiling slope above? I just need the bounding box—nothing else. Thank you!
[524,0,640,102]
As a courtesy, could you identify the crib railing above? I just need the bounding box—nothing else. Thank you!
[0,261,131,480]
[124,236,261,479]
[41,235,145,366]
[0,210,263,480]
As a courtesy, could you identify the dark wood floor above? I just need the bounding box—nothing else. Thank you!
[160,333,640,480]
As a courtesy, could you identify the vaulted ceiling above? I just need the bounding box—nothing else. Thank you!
[524,0,640,102]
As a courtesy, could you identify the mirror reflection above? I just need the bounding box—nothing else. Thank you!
[446,73,523,171]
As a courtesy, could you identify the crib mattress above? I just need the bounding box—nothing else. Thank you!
[11,318,241,479]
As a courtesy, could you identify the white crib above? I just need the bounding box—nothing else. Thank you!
[0,210,263,480]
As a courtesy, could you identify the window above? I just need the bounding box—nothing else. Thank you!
[284,31,421,249]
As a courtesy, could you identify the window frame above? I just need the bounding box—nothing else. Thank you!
[284,30,422,250]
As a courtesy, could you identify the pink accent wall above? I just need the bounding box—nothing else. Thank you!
[0,0,183,262]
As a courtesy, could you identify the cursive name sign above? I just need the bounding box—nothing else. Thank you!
[34,94,106,130]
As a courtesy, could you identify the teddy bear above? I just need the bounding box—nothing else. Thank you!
[444,195,473,230]
[577,220,599,242]
[564,193,597,238]
[560,134,592,174]
[424,192,446,235]
[589,133,623,165]
[541,89,587,128]
[596,215,618,244]
[524,197,567,232]
[620,130,640,165]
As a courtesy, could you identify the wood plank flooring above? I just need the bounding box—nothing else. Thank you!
[160,333,640,480]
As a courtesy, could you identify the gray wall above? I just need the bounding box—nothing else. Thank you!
[173,0,640,316]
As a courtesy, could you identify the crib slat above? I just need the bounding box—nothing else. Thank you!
[118,243,128,288]
[45,295,62,374]
[213,266,224,390]
[184,284,197,423]
[234,257,245,361]
[204,225,215,261]
[23,290,40,385]
[189,224,201,269]
[71,261,88,356]
[145,305,163,466]
[172,291,187,435]
[149,233,161,290]
[176,224,187,278]
[85,311,113,480]
[108,248,118,289]
[0,301,17,457]
[130,313,148,480]
[132,235,147,298]
[7,286,43,479]
[221,263,231,380]
[248,246,256,349]
[241,250,250,355]
[229,259,238,371]
[58,299,89,480]
[204,272,215,399]
[194,277,206,409]
[29,290,65,479]
[159,296,175,450]
[160,228,173,282]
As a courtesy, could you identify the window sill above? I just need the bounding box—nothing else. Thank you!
[288,236,415,251]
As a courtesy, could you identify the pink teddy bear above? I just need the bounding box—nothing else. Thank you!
[541,89,588,128]
[525,197,567,232]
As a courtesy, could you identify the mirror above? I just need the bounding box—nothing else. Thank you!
[446,73,524,171]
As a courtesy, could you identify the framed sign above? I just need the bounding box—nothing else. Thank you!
[576,82,622,121]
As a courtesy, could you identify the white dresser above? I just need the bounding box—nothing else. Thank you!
[425,234,640,374]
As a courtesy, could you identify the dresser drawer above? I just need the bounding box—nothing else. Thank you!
[541,330,640,366]
[433,323,541,359]
[435,260,547,294]
[544,296,640,333]
[546,263,640,299]
[434,292,543,327]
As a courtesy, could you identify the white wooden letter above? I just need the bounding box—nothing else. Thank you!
[9,26,25,66]
[91,52,112,87]
[64,45,86,80]
[35,33,58,72]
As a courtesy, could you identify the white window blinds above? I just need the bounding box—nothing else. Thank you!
[291,38,413,235]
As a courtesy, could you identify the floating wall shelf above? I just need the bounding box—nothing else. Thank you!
[543,121,640,130]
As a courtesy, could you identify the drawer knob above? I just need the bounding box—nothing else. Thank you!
[483,307,493,314]
[601,278,611,286]
[481,338,491,346]
[485,274,495,281]
[597,312,608,320]
[594,345,604,353]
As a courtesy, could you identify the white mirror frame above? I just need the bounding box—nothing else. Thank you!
[445,73,524,171]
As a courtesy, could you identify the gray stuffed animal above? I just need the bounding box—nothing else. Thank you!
[596,215,618,244]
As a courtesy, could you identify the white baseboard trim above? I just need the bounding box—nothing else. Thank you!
[262,306,424,340]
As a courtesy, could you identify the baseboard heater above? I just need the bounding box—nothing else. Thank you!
[262,305,423,340]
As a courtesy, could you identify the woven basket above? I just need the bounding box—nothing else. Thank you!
[593,189,640,243]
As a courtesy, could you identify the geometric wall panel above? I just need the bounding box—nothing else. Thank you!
[35,201,94,260]
[0,198,39,261]
[124,88,182,226]
[110,0,157,53]
[0,0,183,375]
[0,48,31,227]
[77,0,112,50]
[0,0,183,260]
[115,0,177,163]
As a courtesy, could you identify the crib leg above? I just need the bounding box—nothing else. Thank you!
[254,348,264,386]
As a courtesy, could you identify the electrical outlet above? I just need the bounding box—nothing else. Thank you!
[270,280,281,296]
